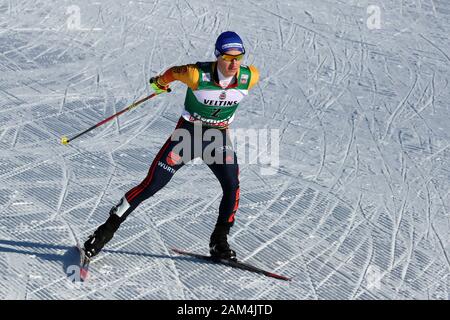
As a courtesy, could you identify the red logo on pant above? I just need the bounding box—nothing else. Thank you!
[225,155,234,163]
[228,188,240,223]
[166,151,181,166]
[233,188,240,211]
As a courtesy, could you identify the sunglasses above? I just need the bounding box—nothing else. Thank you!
[220,53,245,61]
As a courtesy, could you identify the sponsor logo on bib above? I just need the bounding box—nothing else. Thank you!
[241,74,249,84]
[166,151,181,166]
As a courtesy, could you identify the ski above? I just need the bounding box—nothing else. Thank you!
[171,248,291,281]
[76,245,90,282]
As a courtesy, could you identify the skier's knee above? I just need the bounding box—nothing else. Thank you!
[111,197,132,221]
[221,177,239,191]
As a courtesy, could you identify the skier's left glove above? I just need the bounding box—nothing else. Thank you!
[149,76,171,94]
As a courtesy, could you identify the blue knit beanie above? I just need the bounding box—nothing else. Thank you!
[214,31,245,57]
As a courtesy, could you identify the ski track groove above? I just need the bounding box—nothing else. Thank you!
[83,167,116,225]
[316,193,361,274]
[242,190,322,262]
[329,111,356,192]
[430,223,450,273]
[354,96,397,203]
[394,204,416,299]
[350,238,374,300]
[390,186,409,269]
[383,73,419,141]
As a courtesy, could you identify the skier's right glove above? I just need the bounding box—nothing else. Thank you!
[149,76,171,94]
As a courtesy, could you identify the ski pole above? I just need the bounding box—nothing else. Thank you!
[60,90,170,145]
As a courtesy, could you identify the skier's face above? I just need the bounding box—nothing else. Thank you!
[217,50,243,77]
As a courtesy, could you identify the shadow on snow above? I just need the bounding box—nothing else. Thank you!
[0,238,217,275]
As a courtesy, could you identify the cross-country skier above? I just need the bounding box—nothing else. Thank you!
[83,31,259,261]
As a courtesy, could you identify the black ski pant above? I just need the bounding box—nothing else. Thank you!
[114,117,240,229]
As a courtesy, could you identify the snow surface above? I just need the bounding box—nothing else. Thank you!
[0,0,449,300]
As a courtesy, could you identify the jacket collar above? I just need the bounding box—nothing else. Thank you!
[212,61,239,89]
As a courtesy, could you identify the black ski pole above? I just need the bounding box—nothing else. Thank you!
[60,90,170,145]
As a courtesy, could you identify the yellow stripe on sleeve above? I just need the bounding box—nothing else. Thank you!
[248,65,260,90]
[158,64,199,90]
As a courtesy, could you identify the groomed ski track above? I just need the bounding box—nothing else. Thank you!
[0,0,449,299]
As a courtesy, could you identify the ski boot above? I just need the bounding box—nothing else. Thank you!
[83,209,122,259]
[209,224,237,261]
